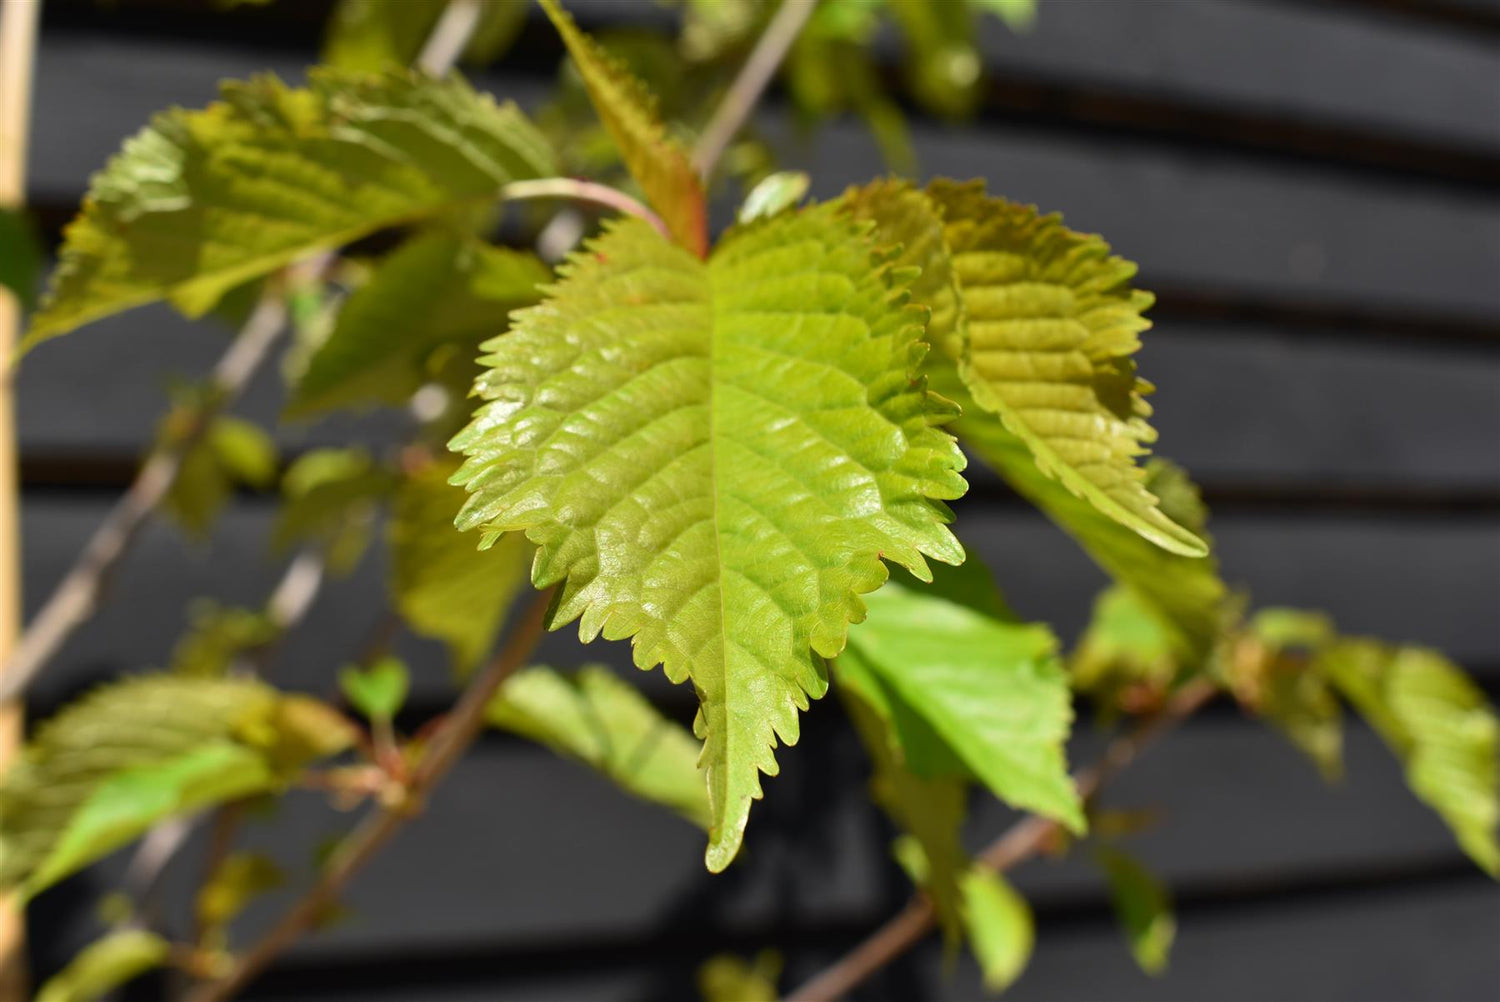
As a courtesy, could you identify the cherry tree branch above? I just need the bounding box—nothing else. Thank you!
[692,0,818,181]
[185,590,554,1002]
[783,678,1220,1002]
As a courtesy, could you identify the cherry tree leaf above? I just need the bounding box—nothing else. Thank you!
[451,206,967,870]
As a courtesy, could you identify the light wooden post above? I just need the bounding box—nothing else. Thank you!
[0,0,41,997]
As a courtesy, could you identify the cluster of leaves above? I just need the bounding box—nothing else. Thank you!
[4,1,1495,999]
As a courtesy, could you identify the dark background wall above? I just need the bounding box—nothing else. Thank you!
[14,0,1500,999]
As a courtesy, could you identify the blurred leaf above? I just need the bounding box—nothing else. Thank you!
[0,675,351,896]
[1236,612,1344,780]
[339,655,411,724]
[323,0,529,71]
[274,448,394,574]
[839,576,1084,834]
[195,852,285,940]
[1250,608,1336,653]
[168,600,279,677]
[390,457,530,672]
[1096,847,1175,975]
[888,0,982,119]
[35,929,169,1002]
[538,0,708,254]
[679,0,761,61]
[162,413,277,539]
[697,949,781,1002]
[961,868,1034,993]
[844,683,968,946]
[27,68,556,349]
[289,232,548,417]
[737,171,810,224]
[0,206,41,310]
[1071,586,1179,710]
[970,0,1036,32]
[487,666,710,829]
[1322,640,1500,876]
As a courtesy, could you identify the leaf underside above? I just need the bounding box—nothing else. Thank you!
[27,67,555,349]
[450,206,967,870]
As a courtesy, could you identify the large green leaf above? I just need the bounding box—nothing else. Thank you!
[838,577,1083,833]
[390,457,531,672]
[26,68,555,349]
[538,0,708,256]
[35,930,170,1002]
[289,232,549,416]
[842,181,1224,662]
[925,179,1204,557]
[0,675,353,896]
[487,666,709,829]
[1321,640,1500,876]
[451,207,967,870]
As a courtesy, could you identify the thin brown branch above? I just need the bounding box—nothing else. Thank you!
[783,677,1219,1002]
[692,0,818,181]
[185,590,553,1002]
[501,178,672,241]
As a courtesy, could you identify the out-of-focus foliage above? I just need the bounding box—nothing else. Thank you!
[168,600,279,677]
[322,0,528,71]
[390,456,531,672]
[0,206,41,310]
[159,406,278,540]
[273,448,394,574]
[25,68,556,349]
[34,930,170,1002]
[487,665,710,829]
[195,852,285,945]
[0,676,354,897]
[1096,847,1175,975]
[697,949,781,1002]
[960,866,1035,993]
[339,656,411,725]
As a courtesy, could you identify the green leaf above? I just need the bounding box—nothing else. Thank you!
[0,206,41,310]
[1070,586,1180,709]
[35,929,170,1002]
[1321,640,1500,876]
[961,867,1034,993]
[195,851,284,940]
[924,179,1204,557]
[289,232,549,416]
[0,675,351,896]
[487,665,710,829]
[391,457,531,672]
[841,180,1224,662]
[27,68,556,349]
[697,949,782,1002]
[888,0,983,119]
[451,206,966,870]
[838,577,1084,833]
[163,413,278,539]
[538,0,708,256]
[274,448,394,574]
[339,656,411,724]
[168,600,279,676]
[738,171,811,225]
[1096,847,1175,975]
[844,682,969,945]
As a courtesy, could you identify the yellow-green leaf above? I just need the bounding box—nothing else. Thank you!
[274,447,394,574]
[391,457,531,672]
[1096,847,1175,975]
[538,0,708,256]
[962,868,1034,993]
[697,949,781,1002]
[168,600,279,677]
[0,676,347,896]
[1322,640,1500,876]
[451,207,966,870]
[35,930,169,1002]
[289,232,549,416]
[195,852,284,939]
[487,666,710,829]
[27,68,556,349]
[163,414,278,539]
